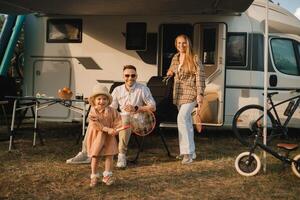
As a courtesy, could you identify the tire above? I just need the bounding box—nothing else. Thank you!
[235,152,261,177]
[291,154,300,178]
[232,105,276,147]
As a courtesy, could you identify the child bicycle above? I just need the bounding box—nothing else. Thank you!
[232,90,300,147]
[234,128,300,178]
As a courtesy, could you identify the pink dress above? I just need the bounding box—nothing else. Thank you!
[86,106,122,157]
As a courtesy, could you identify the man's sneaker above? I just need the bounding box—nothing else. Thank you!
[116,153,127,168]
[181,154,193,164]
[66,152,91,164]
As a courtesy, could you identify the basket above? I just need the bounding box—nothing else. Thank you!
[58,88,73,100]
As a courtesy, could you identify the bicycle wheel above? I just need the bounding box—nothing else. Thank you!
[291,154,300,178]
[235,152,261,177]
[232,105,276,147]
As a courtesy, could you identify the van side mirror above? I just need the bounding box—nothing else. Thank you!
[269,74,277,87]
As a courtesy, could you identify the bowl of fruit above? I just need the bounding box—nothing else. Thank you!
[58,87,73,100]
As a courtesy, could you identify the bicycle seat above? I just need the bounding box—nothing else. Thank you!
[277,143,298,151]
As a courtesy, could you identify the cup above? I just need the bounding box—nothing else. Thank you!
[120,112,130,126]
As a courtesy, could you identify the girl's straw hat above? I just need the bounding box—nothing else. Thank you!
[89,84,112,105]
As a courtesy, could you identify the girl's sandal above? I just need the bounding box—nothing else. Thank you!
[102,175,114,186]
[90,177,99,187]
[90,174,100,188]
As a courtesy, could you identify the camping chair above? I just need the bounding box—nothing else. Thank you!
[131,76,177,161]
[147,76,177,157]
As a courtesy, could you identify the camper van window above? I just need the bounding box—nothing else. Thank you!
[126,22,147,50]
[202,28,216,65]
[47,19,82,43]
[271,38,299,76]
[226,33,247,67]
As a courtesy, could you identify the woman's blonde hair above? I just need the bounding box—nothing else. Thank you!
[175,34,197,73]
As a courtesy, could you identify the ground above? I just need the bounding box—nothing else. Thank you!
[0,122,300,200]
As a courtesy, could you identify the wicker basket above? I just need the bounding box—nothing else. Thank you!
[58,88,73,100]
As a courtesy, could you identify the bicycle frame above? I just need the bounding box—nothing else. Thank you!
[249,135,296,165]
[267,93,300,128]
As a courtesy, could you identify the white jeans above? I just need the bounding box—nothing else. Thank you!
[177,101,196,155]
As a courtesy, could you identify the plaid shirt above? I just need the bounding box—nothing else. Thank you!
[168,53,206,106]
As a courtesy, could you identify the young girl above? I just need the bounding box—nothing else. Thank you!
[86,84,125,187]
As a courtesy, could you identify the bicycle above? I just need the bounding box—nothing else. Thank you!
[235,129,300,178]
[232,90,300,147]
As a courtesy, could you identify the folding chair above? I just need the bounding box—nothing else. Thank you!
[128,76,178,161]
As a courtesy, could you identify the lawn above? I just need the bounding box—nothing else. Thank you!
[0,122,300,200]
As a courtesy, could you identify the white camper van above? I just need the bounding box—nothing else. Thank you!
[1,0,300,127]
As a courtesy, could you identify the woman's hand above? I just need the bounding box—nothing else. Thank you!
[197,95,204,105]
[166,70,174,77]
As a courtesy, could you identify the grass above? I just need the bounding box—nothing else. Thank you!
[0,122,300,200]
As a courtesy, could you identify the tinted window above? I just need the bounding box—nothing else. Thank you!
[226,33,247,67]
[126,22,147,50]
[47,19,82,43]
[203,28,216,65]
[271,38,299,76]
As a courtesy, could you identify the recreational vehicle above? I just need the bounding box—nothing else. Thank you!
[1,0,300,128]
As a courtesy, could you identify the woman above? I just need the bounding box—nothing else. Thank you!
[166,34,205,164]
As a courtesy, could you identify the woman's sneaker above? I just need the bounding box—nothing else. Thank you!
[176,152,196,160]
[181,154,193,164]
[66,152,91,164]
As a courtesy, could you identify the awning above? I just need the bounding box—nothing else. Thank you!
[0,0,254,15]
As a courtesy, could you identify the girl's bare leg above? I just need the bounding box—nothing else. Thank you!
[104,155,113,172]
[91,156,99,175]
[102,155,114,185]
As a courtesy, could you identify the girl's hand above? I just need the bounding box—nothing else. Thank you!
[116,125,130,132]
[107,128,117,135]
[103,127,117,135]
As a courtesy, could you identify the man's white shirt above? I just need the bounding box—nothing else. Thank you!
[110,82,156,112]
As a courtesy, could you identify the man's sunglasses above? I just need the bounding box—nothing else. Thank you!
[124,74,136,78]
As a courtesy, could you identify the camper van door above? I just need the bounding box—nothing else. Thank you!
[194,23,226,126]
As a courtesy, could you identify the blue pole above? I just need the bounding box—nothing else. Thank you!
[0,15,17,63]
[0,15,25,76]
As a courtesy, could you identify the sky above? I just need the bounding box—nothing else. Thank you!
[272,0,300,19]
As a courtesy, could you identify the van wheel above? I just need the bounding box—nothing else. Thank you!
[291,154,300,178]
[235,152,261,176]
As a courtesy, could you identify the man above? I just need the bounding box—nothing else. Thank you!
[66,65,156,168]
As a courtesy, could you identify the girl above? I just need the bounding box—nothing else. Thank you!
[86,84,126,187]
[166,34,206,164]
